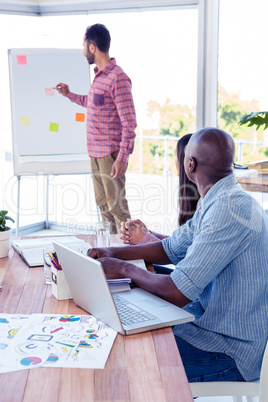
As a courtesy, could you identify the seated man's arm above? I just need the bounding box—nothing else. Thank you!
[89,236,191,307]
[89,241,172,265]
[100,256,191,308]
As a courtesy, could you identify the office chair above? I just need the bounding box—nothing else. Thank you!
[190,340,268,402]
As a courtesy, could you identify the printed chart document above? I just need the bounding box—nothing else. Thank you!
[0,314,117,372]
[12,236,91,267]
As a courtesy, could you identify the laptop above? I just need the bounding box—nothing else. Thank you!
[52,241,195,335]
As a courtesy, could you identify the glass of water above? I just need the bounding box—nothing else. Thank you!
[43,246,53,284]
[96,221,110,248]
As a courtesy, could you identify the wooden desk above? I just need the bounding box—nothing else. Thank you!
[235,168,268,193]
[0,235,193,402]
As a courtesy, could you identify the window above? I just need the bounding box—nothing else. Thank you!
[218,0,268,164]
[0,8,198,232]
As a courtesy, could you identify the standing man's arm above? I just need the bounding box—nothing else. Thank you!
[110,74,136,179]
[56,82,88,108]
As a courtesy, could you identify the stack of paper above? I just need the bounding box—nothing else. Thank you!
[107,259,146,293]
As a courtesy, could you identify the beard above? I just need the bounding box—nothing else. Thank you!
[86,53,95,65]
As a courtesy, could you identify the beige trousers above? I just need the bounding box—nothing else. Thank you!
[90,152,131,234]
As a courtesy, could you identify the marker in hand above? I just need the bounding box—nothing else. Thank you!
[54,85,66,90]
[54,83,69,97]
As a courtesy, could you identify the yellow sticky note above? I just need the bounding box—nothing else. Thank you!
[20,116,30,126]
[49,122,59,132]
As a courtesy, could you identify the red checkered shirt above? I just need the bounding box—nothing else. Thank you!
[68,58,136,163]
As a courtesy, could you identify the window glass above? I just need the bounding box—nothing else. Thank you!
[0,9,198,231]
[218,0,268,164]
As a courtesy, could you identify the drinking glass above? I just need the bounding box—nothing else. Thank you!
[96,221,110,248]
[43,246,53,284]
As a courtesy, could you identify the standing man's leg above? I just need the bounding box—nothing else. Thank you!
[91,157,117,233]
[91,152,131,234]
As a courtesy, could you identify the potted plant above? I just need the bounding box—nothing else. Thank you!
[0,210,15,258]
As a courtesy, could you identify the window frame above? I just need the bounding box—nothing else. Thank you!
[0,0,219,129]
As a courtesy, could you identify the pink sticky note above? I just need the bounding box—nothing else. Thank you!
[45,88,55,96]
[17,55,27,65]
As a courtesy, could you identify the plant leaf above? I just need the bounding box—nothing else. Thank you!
[5,216,15,223]
[239,111,268,131]
[0,210,8,217]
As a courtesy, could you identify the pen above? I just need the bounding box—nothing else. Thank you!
[54,85,66,90]
[49,253,61,270]
[52,251,59,263]
[51,259,61,270]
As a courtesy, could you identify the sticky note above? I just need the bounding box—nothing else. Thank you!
[49,122,59,133]
[75,113,85,122]
[45,88,55,96]
[20,116,30,126]
[17,55,27,65]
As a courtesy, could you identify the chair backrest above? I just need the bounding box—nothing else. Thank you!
[259,340,268,402]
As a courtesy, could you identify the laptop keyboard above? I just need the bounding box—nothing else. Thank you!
[113,294,156,326]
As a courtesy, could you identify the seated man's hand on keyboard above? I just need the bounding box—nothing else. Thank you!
[98,257,137,280]
[87,247,115,259]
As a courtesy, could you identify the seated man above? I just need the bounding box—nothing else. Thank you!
[88,127,268,383]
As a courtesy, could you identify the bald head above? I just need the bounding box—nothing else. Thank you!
[184,127,235,190]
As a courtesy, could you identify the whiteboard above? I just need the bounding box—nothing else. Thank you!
[8,48,91,176]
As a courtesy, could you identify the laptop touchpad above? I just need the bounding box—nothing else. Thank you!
[142,298,169,308]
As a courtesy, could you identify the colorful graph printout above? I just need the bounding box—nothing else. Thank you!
[0,314,117,373]
[21,357,42,366]
[59,315,80,323]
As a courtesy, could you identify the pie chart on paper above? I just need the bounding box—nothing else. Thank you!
[20,357,42,366]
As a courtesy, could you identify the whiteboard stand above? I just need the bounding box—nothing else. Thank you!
[45,175,49,230]
[16,172,99,236]
[16,175,21,236]
[16,174,50,236]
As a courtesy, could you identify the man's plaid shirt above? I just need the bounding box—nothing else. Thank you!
[68,58,136,163]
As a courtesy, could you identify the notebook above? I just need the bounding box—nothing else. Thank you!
[52,241,195,335]
[12,236,91,267]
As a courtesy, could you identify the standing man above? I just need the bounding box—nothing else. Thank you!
[57,24,136,233]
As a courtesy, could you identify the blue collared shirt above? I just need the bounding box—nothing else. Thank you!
[162,173,268,381]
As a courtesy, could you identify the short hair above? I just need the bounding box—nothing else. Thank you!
[85,24,111,53]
